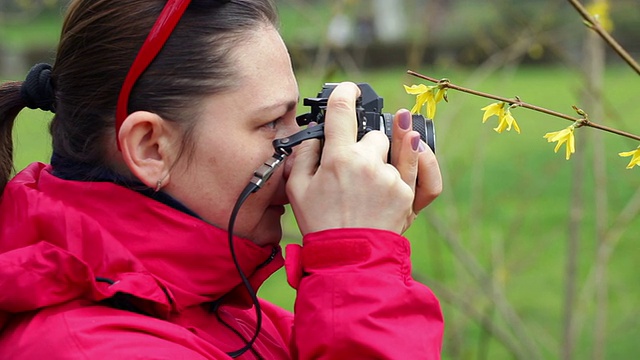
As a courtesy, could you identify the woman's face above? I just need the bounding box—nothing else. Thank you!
[166,26,300,247]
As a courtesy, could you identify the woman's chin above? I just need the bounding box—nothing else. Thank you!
[251,228,283,247]
[249,206,286,247]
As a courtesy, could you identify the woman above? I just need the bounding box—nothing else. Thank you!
[0,0,444,359]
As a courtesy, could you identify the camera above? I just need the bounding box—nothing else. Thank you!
[260,83,435,191]
[294,83,436,153]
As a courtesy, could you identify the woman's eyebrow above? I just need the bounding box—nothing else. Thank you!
[256,99,298,114]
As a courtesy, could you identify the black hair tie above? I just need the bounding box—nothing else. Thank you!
[21,63,56,113]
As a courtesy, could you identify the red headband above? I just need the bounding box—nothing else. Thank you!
[115,0,192,150]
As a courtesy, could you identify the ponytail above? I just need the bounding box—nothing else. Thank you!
[0,81,25,193]
[0,63,55,194]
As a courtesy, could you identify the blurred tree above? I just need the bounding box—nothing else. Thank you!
[0,0,62,22]
[372,0,406,43]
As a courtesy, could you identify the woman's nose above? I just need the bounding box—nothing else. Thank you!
[282,153,294,181]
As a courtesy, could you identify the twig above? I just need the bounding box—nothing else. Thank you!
[583,25,609,360]
[567,0,640,76]
[407,70,640,142]
[424,212,544,359]
[574,184,640,334]
[412,274,526,360]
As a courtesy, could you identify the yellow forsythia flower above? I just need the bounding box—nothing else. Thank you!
[480,102,521,134]
[543,125,576,160]
[481,102,503,121]
[586,0,614,32]
[404,84,446,119]
[618,146,640,169]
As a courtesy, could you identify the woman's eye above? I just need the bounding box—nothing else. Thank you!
[263,118,280,130]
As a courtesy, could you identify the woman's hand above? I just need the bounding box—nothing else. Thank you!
[286,82,442,235]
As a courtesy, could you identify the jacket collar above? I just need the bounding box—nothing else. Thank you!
[0,163,284,317]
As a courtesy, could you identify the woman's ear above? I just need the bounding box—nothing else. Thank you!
[118,111,175,190]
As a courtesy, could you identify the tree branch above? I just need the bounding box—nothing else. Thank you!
[567,0,640,76]
[407,70,640,142]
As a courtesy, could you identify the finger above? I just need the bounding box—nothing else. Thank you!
[323,82,361,152]
[394,131,421,193]
[391,109,412,166]
[357,130,390,163]
[286,137,321,197]
[413,145,442,213]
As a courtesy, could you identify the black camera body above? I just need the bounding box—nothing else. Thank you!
[296,83,436,153]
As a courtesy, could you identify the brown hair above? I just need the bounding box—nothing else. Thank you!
[0,0,278,192]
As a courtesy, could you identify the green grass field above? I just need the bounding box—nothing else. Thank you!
[9,64,639,359]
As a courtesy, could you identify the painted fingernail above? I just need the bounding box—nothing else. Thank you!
[412,135,421,151]
[399,111,411,130]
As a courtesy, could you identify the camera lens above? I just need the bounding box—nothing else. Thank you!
[382,113,436,153]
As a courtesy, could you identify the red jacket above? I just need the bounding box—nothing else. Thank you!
[0,163,443,359]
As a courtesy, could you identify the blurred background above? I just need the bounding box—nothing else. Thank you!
[2,0,639,359]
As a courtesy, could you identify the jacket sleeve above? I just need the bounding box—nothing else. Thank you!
[285,228,443,360]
